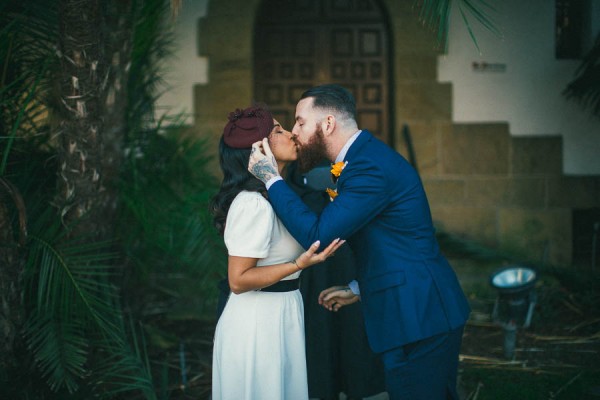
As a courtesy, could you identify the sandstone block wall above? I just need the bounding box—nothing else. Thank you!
[193,0,600,266]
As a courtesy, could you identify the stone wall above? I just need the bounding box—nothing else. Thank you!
[194,0,600,265]
[382,1,600,266]
[403,125,599,265]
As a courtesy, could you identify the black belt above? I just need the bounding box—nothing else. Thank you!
[258,278,300,292]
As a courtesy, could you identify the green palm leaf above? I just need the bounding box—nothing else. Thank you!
[563,33,600,117]
[92,319,157,400]
[414,0,501,52]
[3,0,223,397]
[24,311,89,393]
[23,213,122,392]
[118,127,226,317]
[1,2,57,175]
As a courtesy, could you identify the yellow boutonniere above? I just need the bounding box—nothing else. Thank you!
[326,187,338,201]
[327,161,346,201]
[330,161,347,178]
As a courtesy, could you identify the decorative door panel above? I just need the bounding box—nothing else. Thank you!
[254,0,390,144]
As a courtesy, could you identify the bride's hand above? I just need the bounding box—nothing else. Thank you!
[294,238,346,270]
[248,138,280,183]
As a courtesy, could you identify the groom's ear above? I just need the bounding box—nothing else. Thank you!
[322,114,336,136]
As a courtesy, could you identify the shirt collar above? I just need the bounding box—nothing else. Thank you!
[335,130,362,163]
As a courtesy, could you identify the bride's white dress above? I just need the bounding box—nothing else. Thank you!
[212,191,308,400]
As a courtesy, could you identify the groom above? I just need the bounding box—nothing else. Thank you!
[248,84,470,399]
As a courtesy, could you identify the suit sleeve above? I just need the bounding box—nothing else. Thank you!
[268,157,388,249]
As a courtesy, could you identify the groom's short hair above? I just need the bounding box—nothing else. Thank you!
[301,84,356,121]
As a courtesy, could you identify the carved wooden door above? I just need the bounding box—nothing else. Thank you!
[254,0,391,144]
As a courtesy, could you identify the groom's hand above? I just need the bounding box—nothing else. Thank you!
[248,138,280,183]
[319,285,359,312]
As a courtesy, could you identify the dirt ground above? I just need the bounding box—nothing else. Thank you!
[452,258,600,400]
[159,256,600,400]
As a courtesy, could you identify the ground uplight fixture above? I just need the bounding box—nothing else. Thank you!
[489,265,537,359]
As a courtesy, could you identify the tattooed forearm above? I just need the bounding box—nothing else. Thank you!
[250,157,278,183]
[248,140,280,183]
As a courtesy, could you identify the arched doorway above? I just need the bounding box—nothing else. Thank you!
[253,0,392,144]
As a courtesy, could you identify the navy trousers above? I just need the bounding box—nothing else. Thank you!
[380,325,464,400]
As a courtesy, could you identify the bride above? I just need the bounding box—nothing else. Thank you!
[209,105,344,400]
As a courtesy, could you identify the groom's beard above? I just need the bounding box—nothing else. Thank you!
[297,126,328,173]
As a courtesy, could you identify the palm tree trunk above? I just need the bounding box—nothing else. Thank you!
[100,1,133,228]
[55,0,107,232]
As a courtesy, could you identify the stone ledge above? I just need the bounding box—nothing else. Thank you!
[431,206,497,246]
[396,82,452,121]
[442,123,510,175]
[511,136,563,175]
[497,208,572,265]
[423,179,466,205]
[464,177,547,207]
[547,176,600,208]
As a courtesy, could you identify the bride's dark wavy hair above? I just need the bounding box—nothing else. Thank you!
[209,136,267,235]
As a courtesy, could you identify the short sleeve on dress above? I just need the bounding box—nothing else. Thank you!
[224,192,274,258]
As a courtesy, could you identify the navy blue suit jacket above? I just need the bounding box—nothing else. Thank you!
[269,130,470,353]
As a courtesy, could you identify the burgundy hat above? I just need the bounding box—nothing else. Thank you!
[222,106,274,149]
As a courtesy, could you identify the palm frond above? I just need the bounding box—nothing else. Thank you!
[117,0,226,319]
[563,33,600,118]
[0,59,49,174]
[92,318,157,400]
[413,0,501,52]
[124,0,174,143]
[24,311,89,393]
[3,0,221,397]
[1,1,58,175]
[31,238,120,312]
[118,124,226,317]
[460,0,500,33]
[22,211,124,392]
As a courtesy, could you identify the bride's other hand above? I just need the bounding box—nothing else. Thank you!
[294,238,346,270]
[318,285,359,312]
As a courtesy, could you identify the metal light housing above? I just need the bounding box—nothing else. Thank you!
[489,265,538,359]
[491,267,537,295]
